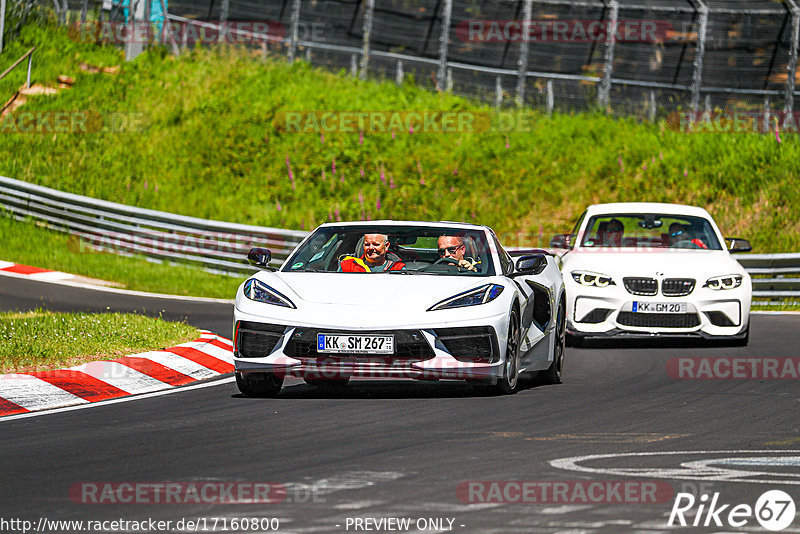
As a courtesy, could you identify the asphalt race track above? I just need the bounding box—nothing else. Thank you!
[2,276,799,533]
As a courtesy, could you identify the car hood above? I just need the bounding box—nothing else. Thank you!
[561,249,747,279]
[253,271,496,310]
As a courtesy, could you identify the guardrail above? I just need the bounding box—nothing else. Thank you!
[0,175,309,276]
[2,174,800,301]
[736,254,800,303]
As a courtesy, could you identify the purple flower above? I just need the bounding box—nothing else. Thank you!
[642,164,647,171]
[154,182,158,192]
[276,200,282,212]
[683,169,688,177]
[358,190,364,205]
[389,177,396,189]
[376,197,381,210]
[380,167,386,184]
[335,207,341,221]
[328,211,333,221]
[775,125,782,144]
[409,124,414,134]
[144,178,148,190]
[505,137,509,149]
[360,168,365,178]
[320,132,325,144]
[419,177,426,185]
[391,129,396,139]
[618,156,624,173]
[450,186,455,193]
[359,130,364,145]
[452,167,458,176]
[286,156,295,188]
[332,157,336,175]
[340,173,345,184]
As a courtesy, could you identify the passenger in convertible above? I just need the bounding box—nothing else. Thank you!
[437,235,480,271]
[339,233,406,272]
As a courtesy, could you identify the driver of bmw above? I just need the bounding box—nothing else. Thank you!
[437,235,479,272]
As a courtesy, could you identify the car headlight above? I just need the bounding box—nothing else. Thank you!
[703,274,743,290]
[571,271,615,287]
[243,278,296,308]
[428,284,504,311]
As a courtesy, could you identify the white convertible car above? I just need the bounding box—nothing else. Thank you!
[233,221,565,397]
[552,203,752,346]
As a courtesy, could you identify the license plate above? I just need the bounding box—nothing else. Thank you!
[632,302,687,313]
[317,334,394,354]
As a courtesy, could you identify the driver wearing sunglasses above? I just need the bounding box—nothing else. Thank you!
[437,235,479,271]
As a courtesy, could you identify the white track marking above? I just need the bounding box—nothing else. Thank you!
[65,361,170,394]
[131,351,220,380]
[551,450,800,485]
[0,376,235,422]
[0,375,88,410]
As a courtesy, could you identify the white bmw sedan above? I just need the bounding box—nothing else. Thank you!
[553,203,752,346]
[234,221,566,397]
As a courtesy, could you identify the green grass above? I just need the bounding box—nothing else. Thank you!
[0,216,245,298]
[0,309,200,373]
[0,20,799,306]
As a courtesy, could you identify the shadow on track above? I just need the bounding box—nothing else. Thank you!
[231,375,556,400]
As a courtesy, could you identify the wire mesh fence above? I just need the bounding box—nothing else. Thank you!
[6,0,800,120]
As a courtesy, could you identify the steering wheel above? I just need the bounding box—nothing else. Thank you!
[670,240,702,249]
[418,256,460,272]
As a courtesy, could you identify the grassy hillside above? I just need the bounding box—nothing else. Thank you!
[1,21,799,254]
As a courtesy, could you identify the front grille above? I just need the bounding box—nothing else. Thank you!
[624,277,658,296]
[433,327,499,363]
[706,311,735,327]
[285,329,434,363]
[662,278,696,296]
[617,312,700,328]
[236,322,286,358]
[577,308,612,324]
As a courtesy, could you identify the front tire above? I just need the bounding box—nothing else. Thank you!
[236,372,283,397]
[494,309,520,395]
[542,298,566,384]
[730,326,750,347]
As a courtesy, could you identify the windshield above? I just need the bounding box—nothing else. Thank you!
[282,225,495,276]
[579,214,722,250]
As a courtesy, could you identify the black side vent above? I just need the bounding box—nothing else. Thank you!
[236,322,286,358]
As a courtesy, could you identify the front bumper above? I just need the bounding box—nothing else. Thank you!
[566,283,751,339]
[232,309,509,383]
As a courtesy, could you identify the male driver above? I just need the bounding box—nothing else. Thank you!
[340,233,405,272]
[437,235,479,271]
[668,222,707,249]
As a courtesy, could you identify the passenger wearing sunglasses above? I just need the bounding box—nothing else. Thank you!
[437,235,479,271]
[668,222,707,249]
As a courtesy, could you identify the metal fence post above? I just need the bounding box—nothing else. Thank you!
[495,76,503,108]
[597,0,619,109]
[350,54,357,77]
[691,0,709,112]
[288,0,301,63]
[125,0,137,61]
[81,0,88,23]
[0,0,6,55]
[437,0,452,91]
[26,50,32,88]
[515,0,532,107]
[159,0,179,56]
[359,0,375,80]
[396,60,404,85]
[785,0,800,112]
[764,97,771,132]
[648,89,656,122]
[546,80,554,116]
[220,0,229,22]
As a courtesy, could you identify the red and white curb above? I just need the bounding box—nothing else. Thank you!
[0,260,70,280]
[0,330,234,417]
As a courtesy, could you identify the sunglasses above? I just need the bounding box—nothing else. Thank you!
[607,228,622,233]
[670,230,685,237]
[438,245,464,255]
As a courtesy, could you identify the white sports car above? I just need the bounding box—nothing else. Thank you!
[233,221,565,396]
[552,203,752,346]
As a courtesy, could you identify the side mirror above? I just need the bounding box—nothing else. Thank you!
[247,247,273,268]
[726,238,752,254]
[512,254,547,276]
[549,234,573,249]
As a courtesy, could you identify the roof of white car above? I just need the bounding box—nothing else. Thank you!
[584,202,712,218]
[318,220,490,231]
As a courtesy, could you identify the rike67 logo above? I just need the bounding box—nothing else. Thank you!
[668,490,796,531]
